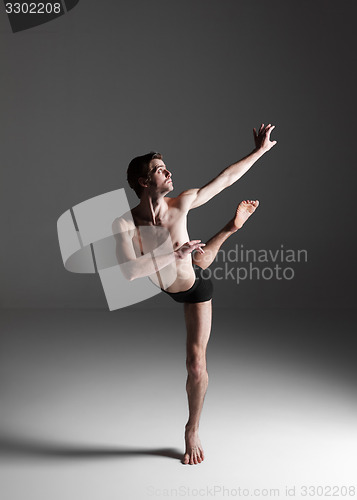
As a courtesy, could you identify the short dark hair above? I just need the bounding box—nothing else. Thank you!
[127,152,163,198]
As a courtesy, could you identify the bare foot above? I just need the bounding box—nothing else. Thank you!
[228,199,259,231]
[183,426,205,465]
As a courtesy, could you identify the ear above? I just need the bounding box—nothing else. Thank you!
[138,177,149,189]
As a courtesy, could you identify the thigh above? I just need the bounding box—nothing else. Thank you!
[184,300,212,357]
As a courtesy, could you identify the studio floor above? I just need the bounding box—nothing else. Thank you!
[0,307,356,500]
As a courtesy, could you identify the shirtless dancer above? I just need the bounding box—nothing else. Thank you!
[113,124,277,465]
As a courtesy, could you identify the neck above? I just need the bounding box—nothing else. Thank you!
[137,192,167,224]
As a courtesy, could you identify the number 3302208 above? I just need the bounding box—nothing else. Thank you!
[5,3,62,14]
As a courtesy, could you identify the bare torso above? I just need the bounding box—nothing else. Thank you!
[119,197,196,293]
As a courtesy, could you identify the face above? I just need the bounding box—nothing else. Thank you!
[145,159,173,194]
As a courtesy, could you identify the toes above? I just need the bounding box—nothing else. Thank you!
[196,448,204,463]
[184,447,204,465]
[188,449,200,465]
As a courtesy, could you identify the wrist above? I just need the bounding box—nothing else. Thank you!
[252,146,266,157]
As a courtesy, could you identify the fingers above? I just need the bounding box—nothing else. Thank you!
[193,245,206,254]
[266,125,277,146]
[195,244,205,253]
[183,240,205,247]
[257,123,275,134]
[188,241,206,254]
[259,123,277,142]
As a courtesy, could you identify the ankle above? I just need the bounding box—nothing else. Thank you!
[225,220,239,233]
[185,422,199,433]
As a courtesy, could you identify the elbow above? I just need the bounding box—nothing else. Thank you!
[126,270,138,281]
[119,264,136,281]
[123,272,133,281]
[122,271,133,281]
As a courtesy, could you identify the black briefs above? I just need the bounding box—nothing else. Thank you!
[161,266,213,303]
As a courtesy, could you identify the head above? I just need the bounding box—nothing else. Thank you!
[127,151,173,199]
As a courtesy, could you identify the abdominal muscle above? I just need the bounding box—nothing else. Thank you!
[129,201,197,293]
[148,255,196,293]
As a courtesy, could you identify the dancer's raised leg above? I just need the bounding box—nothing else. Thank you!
[193,200,259,269]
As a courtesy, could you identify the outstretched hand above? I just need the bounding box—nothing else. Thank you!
[253,123,277,152]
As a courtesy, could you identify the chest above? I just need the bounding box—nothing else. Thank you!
[131,208,188,256]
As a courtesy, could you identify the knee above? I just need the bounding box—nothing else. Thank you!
[193,261,208,270]
[192,251,211,270]
[192,258,205,270]
[186,355,207,381]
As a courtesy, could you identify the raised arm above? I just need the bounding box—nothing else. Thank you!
[176,123,277,211]
[112,217,205,281]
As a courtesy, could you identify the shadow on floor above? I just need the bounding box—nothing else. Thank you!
[0,434,183,462]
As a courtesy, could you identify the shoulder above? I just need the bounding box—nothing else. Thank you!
[112,210,136,237]
[167,189,199,212]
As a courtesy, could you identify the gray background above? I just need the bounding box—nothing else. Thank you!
[1,0,356,309]
[1,3,357,498]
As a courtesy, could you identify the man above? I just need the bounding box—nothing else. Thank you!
[113,124,277,465]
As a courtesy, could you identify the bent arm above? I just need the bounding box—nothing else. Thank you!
[112,219,175,280]
[120,250,177,281]
[112,218,205,281]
